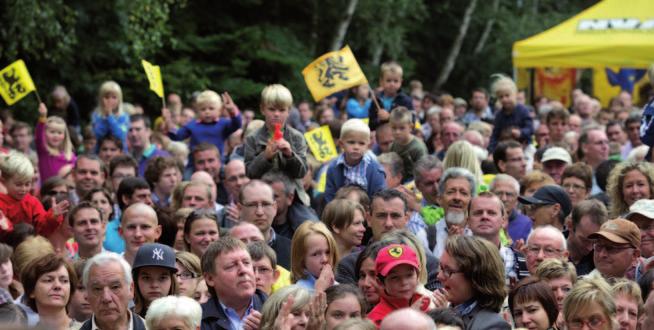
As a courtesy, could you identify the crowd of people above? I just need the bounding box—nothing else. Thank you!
[0,60,653,330]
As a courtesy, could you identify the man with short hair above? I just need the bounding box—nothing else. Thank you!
[116,177,153,211]
[229,222,265,245]
[128,115,169,176]
[70,202,106,260]
[518,185,572,231]
[490,174,531,244]
[493,140,526,181]
[566,199,608,276]
[192,142,222,183]
[589,219,641,280]
[181,181,213,209]
[462,88,493,125]
[109,155,138,193]
[436,121,463,160]
[578,126,609,194]
[623,114,643,157]
[373,123,393,155]
[524,226,568,274]
[223,159,250,204]
[424,167,476,258]
[119,203,161,265]
[82,252,145,330]
[72,154,106,204]
[261,171,318,240]
[201,237,266,330]
[468,193,528,282]
[190,171,225,217]
[238,180,292,269]
[540,147,572,184]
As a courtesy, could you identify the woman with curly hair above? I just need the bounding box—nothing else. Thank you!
[606,161,654,218]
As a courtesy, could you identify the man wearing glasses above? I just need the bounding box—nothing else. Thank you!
[490,174,531,245]
[523,225,568,274]
[589,218,641,280]
[238,180,291,269]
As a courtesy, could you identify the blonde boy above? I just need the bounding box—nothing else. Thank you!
[324,119,386,203]
[0,151,69,236]
[488,74,533,151]
[165,89,241,156]
[369,61,414,130]
[244,84,310,206]
[389,107,427,181]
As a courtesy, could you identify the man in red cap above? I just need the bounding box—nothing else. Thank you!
[367,244,429,327]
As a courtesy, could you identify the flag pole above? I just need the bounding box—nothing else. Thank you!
[33,90,42,105]
[368,84,382,113]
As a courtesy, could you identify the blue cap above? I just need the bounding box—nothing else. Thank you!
[132,243,177,272]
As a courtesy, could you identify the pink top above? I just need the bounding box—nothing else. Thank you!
[35,120,77,182]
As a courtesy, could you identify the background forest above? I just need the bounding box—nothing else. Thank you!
[0,0,596,122]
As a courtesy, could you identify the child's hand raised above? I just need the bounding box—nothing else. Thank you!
[264,138,278,160]
[222,92,240,117]
[52,197,70,217]
[38,103,48,117]
[161,107,174,131]
[377,108,390,121]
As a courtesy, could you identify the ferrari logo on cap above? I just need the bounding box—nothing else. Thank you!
[388,246,403,258]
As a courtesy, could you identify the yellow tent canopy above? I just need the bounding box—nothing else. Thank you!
[513,0,654,69]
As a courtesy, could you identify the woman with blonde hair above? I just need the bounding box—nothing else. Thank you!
[606,161,654,217]
[291,221,339,291]
[443,140,483,184]
[91,81,129,152]
[563,275,617,330]
[520,170,556,197]
[259,285,313,329]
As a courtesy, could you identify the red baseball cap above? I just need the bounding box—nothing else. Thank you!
[375,244,420,277]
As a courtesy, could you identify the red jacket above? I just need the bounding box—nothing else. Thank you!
[367,292,429,328]
[0,193,62,236]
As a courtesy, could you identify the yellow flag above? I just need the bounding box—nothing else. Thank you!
[304,125,338,162]
[302,45,368,102]
[141,59,164,98]
[0,59,36,106]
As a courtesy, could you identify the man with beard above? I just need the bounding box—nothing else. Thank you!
[422,167,476,258]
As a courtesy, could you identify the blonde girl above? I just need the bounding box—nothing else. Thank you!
[291,221,339,291]
[35,103,76,182]
[91,81,129,152]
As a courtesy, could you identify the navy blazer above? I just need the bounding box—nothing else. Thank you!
[201,291,267,330]
[462,306,511,330]
[368,90,414,130]
[323,156,387,204]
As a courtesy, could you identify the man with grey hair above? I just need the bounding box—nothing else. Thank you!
[401,155,443,246]
[380,308,436,330]
[524,225,568,274]
[421,167,476,258]
[81,252,146,330]
[490,174,532,244]
[377,152,404,189]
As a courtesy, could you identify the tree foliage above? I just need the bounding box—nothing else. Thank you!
[0,0,596,123]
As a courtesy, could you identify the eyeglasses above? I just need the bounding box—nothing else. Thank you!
[562,183,586,192]
[176,271,198,280]
[593,243,633,254]
[241,201,275,210]
[438,265,462,278]
[567,316,606,329]
[525,245,563,257]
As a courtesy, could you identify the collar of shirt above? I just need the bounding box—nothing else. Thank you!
[219,298,255,330]
[267,228,277,245]
[454,299,478,317]
[336,153,371,187]
[142,144,157,159]
[91,310,133,330]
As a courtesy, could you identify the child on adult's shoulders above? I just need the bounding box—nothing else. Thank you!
[389,106,428,182]
[368,61,413,130]
[324,118,386,203]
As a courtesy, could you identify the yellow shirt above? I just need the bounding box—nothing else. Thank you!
[271,265,292,293]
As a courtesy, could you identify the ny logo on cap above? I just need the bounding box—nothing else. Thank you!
[152,248,164,260]
[389,246,403,258]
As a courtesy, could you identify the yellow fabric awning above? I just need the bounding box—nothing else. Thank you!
[512,0,654,68]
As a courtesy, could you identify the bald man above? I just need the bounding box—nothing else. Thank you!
[380,308,436,330]
[229,222,264,245]
[119,202,161,265]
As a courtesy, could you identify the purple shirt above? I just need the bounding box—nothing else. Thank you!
[35,121,77,182]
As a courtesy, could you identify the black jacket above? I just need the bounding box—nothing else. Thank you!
[200,291,267,330]
[368,90,413,130]
[270,233,292,270]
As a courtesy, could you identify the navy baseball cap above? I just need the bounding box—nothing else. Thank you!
[132,243,177,272]
[518,185,572,218]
